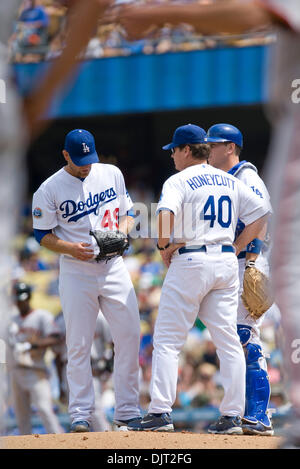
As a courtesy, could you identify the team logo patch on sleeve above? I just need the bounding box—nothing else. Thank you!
[33,207,43,218]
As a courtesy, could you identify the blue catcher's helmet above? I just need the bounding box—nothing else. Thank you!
[205,123,243,148]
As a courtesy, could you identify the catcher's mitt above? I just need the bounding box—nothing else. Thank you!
[90,230,129,263]
[241,261,274,320]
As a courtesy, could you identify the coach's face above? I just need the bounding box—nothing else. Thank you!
[207,142,230,169]
[171,145,190,171]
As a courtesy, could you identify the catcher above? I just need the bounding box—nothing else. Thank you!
[206,123,278,436]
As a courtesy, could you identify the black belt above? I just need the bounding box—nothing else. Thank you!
[178,245,235,254]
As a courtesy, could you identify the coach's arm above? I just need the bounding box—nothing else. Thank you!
[114,0,285,41]
[157,210,184,268]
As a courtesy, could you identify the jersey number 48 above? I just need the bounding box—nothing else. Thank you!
[101,208,119,230]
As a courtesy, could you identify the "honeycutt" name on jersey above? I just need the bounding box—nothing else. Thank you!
[60,187,117,222]
[186,174,235,191]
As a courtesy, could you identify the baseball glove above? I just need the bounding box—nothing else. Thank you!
[90,229,129,263]
[241,261,274,320]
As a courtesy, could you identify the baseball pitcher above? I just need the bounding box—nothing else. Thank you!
[32,129,141,432]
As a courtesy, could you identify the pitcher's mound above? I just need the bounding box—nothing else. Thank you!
[1,431,281,449]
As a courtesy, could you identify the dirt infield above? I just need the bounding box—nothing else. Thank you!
[1,431,281,449]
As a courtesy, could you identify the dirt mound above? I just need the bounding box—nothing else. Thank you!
[1,431,281,450]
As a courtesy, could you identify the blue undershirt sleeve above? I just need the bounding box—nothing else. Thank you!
[33,228,52,244]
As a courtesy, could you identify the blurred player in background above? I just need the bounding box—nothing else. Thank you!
[115,0,300,447]
[6,282,63,435]
[0,0,113,435]
[53,310,113,431]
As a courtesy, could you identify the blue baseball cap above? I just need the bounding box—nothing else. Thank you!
[162,124,207,150]
[64,129,99,166]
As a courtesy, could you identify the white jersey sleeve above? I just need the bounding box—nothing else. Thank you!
[156,175,186,215]
[110,166,133,217]
[32,183,58,230]
[115,167,133,217]
[236,167,272,212]
[236,178,270,226]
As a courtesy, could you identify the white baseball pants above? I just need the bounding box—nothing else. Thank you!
[149,248,245,417]
[59,255,141,423]
[58,360,111,431]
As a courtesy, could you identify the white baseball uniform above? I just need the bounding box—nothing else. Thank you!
[32,162,141,424]
[6,308,63,435]
[150,163,270,417]
[259,0,300,417]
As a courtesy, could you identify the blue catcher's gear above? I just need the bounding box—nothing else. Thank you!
[237,325,272,428]
[205,123,243,148]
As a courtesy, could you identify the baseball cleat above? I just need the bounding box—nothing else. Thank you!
[113,417,143,431]
[208,415,243,435]
[70,420,90,432]
[242,419,274,436]
[127,413,174,432]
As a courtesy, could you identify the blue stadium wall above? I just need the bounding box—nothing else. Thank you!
[14,45,271,117]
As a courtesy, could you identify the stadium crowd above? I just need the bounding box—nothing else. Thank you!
[8,0,275,64]
[3,179,289,435]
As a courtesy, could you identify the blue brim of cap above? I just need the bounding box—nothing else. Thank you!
[70,152,99,166]
[162,143,175,150]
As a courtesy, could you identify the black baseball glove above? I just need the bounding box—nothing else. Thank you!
[90,229,129,263]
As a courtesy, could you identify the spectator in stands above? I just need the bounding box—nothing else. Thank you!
[45,28,66,60]
[12,0,50,62]
[18,1,49,34]
[42,1,66,41]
